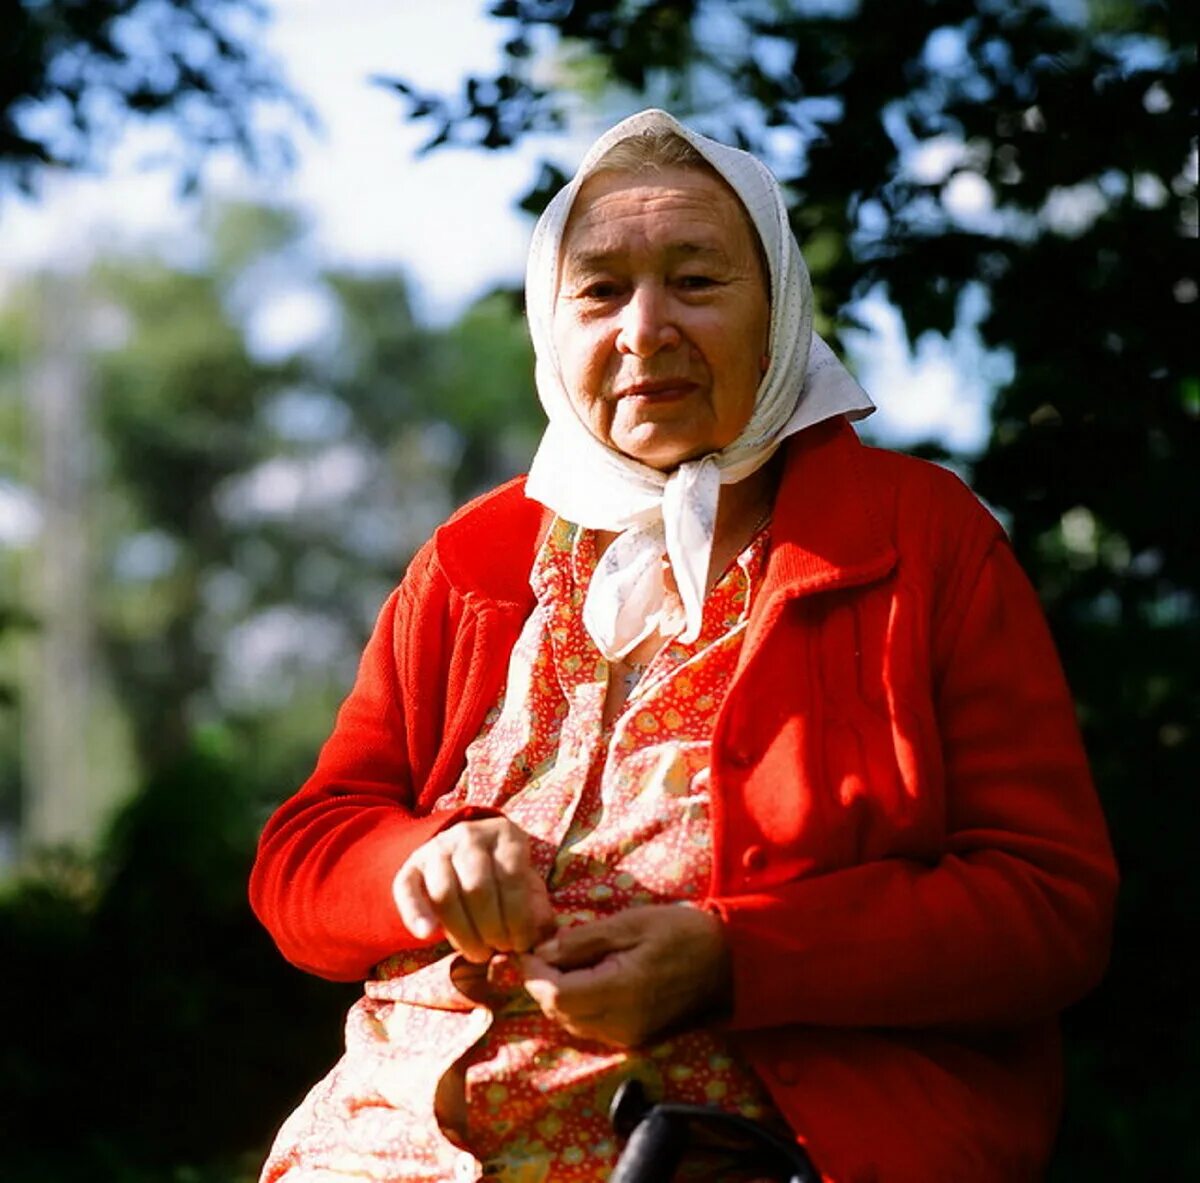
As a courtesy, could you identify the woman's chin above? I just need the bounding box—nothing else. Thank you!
[610,426,715,471]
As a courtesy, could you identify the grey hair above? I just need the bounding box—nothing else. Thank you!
[592,128,719,176]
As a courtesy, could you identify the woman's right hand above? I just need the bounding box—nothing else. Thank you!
[392,817,555,963]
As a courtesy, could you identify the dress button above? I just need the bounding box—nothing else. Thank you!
[741,845,768,872]
[727,746,754,769]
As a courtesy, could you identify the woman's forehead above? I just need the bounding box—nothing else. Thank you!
[559,167,762,266]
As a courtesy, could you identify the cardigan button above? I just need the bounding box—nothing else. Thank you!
[727,745,754,769]
[741,845,768,873]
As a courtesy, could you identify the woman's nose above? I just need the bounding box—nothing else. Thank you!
[615,283,680,356]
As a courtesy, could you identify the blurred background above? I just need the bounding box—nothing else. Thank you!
[0,1,1194,1179]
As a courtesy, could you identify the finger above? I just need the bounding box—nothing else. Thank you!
[521,951,624,1020]
[519,954,610,1017]
[494,869,556,953]
[392,862,438,940]
[422,848,489,963]
[489,831,544,952]
[548,954,630,1015]
[517,955,566,1019]
[450,844,509,954]
[526,878,558,945]
[517,952,559,989]
[535,915,636,968]
[520,955,642,1047]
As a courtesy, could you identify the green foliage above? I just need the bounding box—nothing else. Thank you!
[0,0,306,194]
[418,290,541,501]
[89,252,294,769]
[0,734,357,1181]
[0,212,546,1169]
[2,206,545,1172]
[3,1,1193,1176]
[14,206,540,779]
[380,0,1199,1173]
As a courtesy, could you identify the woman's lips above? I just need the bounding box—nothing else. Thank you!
[614,380,697,401]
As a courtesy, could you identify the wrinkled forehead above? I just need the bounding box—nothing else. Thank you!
[525,112,788,346]
[554,157,772,301]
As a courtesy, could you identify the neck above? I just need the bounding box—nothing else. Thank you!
[712,460,777,543]
[701,456,779,591]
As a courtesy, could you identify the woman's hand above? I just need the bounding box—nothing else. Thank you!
[392,817,555,963]
[519,904,732,1047]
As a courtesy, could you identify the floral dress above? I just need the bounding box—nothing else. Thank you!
[261,518,787,1182]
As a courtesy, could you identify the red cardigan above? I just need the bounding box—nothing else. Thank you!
[250,418,1116,1182]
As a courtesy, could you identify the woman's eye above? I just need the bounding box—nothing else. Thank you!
[677,274,716,290]
[580,281,620,300]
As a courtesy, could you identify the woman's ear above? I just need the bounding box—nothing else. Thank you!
[760,354,771,374]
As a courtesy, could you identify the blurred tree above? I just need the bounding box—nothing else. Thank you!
[377,0,1198,1174]
[1,203,541,788]
[0,0,306,194]
[0,300,34,730]
[0,211,543,1176]
[0,0,305,856]
[0,732,360,1182]
[90,243,295,772]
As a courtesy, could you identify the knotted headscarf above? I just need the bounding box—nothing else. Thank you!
[524,108,874,660]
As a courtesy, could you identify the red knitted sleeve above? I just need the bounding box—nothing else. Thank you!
[248,550,501,981]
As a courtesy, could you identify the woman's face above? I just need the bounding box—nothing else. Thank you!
[551,166,770,471]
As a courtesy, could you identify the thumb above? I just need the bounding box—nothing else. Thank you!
[534,913,635,969]
[517,953,563,1015]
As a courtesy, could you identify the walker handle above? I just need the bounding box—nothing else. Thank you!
[608,1078,821,1183]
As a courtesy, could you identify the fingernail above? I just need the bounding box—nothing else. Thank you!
[409,916,433,938]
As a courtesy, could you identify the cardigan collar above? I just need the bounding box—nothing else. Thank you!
[432,416,895,612]
[433,476,548,613]
[762,416,897,600]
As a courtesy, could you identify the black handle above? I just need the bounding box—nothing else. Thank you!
[608,1107,690,1183]
[608,1079,821,1183]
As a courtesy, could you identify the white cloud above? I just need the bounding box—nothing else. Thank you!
[244,283,337,360]
[942,171,995,225]
[906,136,964,185]
[214,604,351,708]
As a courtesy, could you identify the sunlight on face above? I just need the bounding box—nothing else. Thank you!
[552,167,770,471]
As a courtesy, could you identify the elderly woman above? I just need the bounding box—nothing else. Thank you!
[250,110,1116,1182]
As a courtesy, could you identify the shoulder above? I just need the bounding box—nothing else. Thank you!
[832,432,1005,572]
[407,476,547,608]
[855,444,1014,642]
[776,419,1005,581]
[825,424,1010,609]
[858,443,1000,539]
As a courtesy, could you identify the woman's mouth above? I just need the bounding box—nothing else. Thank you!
[615,379,697,402]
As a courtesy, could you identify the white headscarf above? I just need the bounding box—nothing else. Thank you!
[524,108,874,660]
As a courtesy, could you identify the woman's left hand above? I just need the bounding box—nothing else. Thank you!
[519,904,731,1047]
